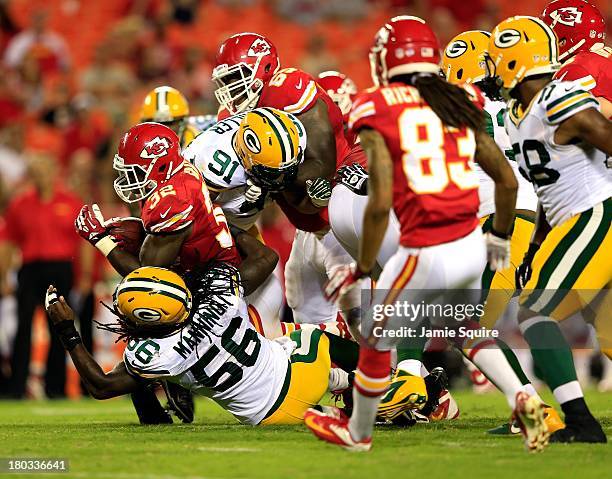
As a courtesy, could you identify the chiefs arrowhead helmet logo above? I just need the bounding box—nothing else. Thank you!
[549,7,583,27]
[248,38,271,57]
[141,136,171,160]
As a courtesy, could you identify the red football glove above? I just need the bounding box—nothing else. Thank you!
[75,204,118,256]
[324,263,367,303]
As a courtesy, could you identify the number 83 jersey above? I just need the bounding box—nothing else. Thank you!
[505,80,612,227]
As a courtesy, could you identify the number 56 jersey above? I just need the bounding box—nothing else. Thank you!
[123,265,291,425]
[348,83,481,248]
[505,80,612,227]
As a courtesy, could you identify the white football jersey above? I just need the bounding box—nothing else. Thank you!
[182,111,307,230]
[123,266,290,425]
[476,96,537,218]
[505,80,612,227]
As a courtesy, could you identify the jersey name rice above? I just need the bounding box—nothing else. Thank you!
[505,80,612,227]
[477,96,537,218]
[123,267,290,425]
[183,112,307,230]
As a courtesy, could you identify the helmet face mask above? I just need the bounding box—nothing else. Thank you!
[113,154,158,203]
[213,33,280,115]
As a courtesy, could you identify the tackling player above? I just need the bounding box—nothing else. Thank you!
[488,16,611,443]
[441,31,564,435]
[541,0,611,119]
[44,266,358,425]
[305,16,549,453]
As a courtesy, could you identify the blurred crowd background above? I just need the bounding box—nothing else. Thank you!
[0,0,610,399]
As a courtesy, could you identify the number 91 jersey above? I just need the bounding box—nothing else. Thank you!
[505,80,612,227]
[348,83,481,248]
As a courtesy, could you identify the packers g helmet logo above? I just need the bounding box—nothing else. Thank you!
[445,40,468,58]
[242,128,261,154]
[494,29,522,48]
[132,308,162,322]
[548,7,582,27]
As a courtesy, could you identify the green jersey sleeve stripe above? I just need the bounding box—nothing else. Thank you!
[546,89,589,110]
[548,98,599,123]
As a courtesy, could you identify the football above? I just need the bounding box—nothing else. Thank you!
[106,217,145,256]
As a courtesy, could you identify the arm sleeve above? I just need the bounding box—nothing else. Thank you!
[142,189,195,234]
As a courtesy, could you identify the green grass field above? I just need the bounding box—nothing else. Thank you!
[1,390,610,479]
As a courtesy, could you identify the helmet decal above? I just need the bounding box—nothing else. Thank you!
[494,29,522,48]
[140,137,171,160]
[548,7,583,27]
[445,40,468,58]
[248,38,272,57]
[242,128,261,153]
[132,308,162,322]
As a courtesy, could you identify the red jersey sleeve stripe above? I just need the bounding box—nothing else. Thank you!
[348,101,375,130]
[284,81,318,114]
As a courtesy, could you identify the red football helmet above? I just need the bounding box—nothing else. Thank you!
[212,33,280,114]
[369,16,441,86]
[113,122,182,203]
[541,0,606,61]
[317,71,358,116]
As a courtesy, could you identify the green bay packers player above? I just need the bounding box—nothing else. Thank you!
[140,86,216,148]
[44,266,359,425]
[441,30,564,435]
[488,16,612,443]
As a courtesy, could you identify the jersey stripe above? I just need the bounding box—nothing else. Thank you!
[547,91,591,116]
[548,98,599,123]
[546,90,589,111]
[284,80,317,114]
[347,101,375,130]
[149,205,194,233]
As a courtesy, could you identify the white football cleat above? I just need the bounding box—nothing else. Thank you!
[512,391,550,453]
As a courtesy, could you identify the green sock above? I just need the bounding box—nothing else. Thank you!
[496,339,531,385]
[324,332,359,371]
[396,319,429,363]
[522,319,577,390]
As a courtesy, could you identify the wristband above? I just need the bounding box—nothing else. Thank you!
[53,320,82,351]
[95,235,118,256]
[489,227,510,240]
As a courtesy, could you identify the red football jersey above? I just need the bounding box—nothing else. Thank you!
[349,83,481,248]
[555,47,612,103]
[141,161,240,271]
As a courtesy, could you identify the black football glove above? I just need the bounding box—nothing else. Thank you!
[515,243,540,290]
[306,177,332,208]
[337,163,368,196]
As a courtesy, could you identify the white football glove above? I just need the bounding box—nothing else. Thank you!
[485,232,510,272]
[306,177,332,208]
[244,179,263,203]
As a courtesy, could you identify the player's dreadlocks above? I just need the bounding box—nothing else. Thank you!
[96,262,242,345]
[393,73,484,131]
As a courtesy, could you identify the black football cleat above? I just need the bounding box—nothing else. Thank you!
[550,415,607,444]
[419,367,448,417]
[131,384,173,425]
[163,381,195,423]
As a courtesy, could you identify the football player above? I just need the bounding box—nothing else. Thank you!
[140,86,217,148]
[317,70,358,145]
[488,15,611,443]
[541,0,611,119]
[75,122,277,423]
[441,31,564,435]
[305,16,549,453]
[44,266,358,425]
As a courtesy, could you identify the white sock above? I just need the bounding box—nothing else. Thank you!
[396,359,424,377]
[467,347,523,409]
[328,368,349,391]
[553,380,583,404]
[348,389,381,441]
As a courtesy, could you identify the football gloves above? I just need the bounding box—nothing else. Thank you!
[485,230,510,272]
[75,204,118,256]
[306,177,332,208]
[324,263,367,303]
[337,163,368,196]
[516,243,540,290]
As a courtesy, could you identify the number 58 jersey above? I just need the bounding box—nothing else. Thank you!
[505,80,612,227]
[348,83,481,248]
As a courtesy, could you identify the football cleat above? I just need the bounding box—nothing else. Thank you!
[512,392,550,452]
[488,406,564,435]
[304,407,372,452]
[419,367,449,417]
[550,414,607,443]
[428,389,460,421]
[162,381,195,424]
[377,370,428,420]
